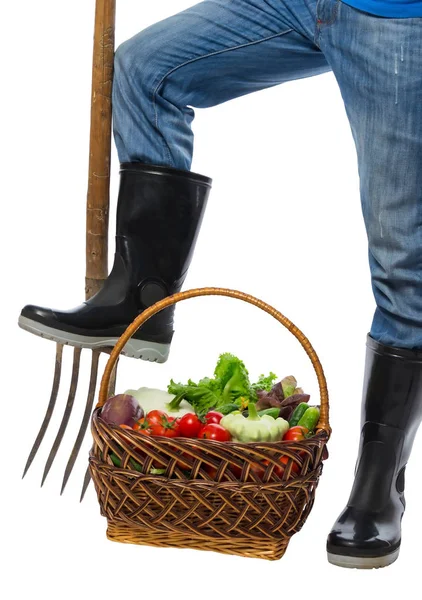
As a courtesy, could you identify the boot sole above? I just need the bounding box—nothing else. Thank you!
[18,315,170,363]
[327,548,400,569]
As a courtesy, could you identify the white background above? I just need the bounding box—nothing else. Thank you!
[2,1,421,599]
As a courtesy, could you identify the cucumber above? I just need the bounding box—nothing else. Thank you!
[289,403,309,427]
[109,453,143,472]
[258,407,281,419]
[110,453,122,468]
[219,403,241,415]
[298,407,320,432]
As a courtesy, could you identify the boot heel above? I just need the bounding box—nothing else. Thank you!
[121,338,170,362]
[327,548,400,569]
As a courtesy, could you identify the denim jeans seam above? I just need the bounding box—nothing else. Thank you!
[314,0,342,48]
[317,0,342,25]
[151,27,295,167]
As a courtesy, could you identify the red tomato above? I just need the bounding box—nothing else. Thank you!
[250,456,301,481]
[249,462,267,480]
[118,424,137,449]
[205,411,224,425]
[178,413,204,438]
[279,455,300,475]
[204,464,237,481]
[175,452,192,470]
[133,417,152,435]
[204,464,219,479]
[146,410,167,425]
[198,423,232,442]
[149,423,178,438]
[145,411,181,438]
[137,428,151,437]
[283,426,309,442]
[228,463,243,479]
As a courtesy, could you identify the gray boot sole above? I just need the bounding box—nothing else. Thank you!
[18,315,170,363]
[327,548,400,569]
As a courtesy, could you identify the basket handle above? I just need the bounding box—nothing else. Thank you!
[96,287,331,436]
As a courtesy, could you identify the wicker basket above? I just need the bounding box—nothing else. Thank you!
[89,287,331,561]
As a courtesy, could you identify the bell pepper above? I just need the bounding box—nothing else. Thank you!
[220,402,289,442]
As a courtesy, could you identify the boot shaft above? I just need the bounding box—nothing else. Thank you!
[327,335,422,566]
[116,163,212,288]
[348,335,422,511]
[360,334,422,460]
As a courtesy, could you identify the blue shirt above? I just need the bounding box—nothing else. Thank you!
[341,0,422,16]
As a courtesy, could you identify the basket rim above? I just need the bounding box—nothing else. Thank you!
[93,408,330,449]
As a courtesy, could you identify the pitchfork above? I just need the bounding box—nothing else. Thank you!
[22,0,118,500]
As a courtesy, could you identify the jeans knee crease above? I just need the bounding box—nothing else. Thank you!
[150,27,295,166]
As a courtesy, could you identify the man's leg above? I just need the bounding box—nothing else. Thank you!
[317,0,422,348]
[19,0,331,357]
[317,0,422,568]
[112,0,331,170]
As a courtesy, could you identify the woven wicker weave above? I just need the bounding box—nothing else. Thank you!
[89,287,330,560]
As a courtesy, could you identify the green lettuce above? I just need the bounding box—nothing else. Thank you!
[167,353,276,415]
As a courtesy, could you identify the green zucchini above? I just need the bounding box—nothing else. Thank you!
[298,407,320,432]
[219,403,241,415]
[289,402,310,427]
[109,453,143,472]
[257,407,281,419]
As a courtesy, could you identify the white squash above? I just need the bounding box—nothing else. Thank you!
[124,387,193,416]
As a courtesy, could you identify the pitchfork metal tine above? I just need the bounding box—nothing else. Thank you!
[22,343,64,479]
[80,466,93,503]
[80,356,119,502]
[60,350,101,495]
[41,346,82,487]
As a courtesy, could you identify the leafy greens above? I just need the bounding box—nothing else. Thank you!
[167,353,275,415]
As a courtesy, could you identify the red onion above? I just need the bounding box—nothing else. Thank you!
[99,394,143,426]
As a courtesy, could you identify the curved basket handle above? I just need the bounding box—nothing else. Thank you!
[97,287,331,436]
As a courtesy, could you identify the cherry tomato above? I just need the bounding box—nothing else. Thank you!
[145,411,181,438]
[175,451,192,470]
[204,464,220,479]
[149,417,180,438]
[133,417,152,435]
[205,411,224,425]
[205,464,239,480]
[279,455,300,475]
[249,456,301,481]
[228,463,243,479]
[178,413,204,438]
[118,424,137,449]
[136,428,151,437]
[146,410,167,426]
[249,462,267,480]
[283,426,309,442]
[197,423,232,442]
[149,423,175,438]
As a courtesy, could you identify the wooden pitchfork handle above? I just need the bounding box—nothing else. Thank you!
[22,1,117,492]
[86,0,116,299]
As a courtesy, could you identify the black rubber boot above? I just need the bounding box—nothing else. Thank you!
[19,163,212,362]
[327,333,422,569]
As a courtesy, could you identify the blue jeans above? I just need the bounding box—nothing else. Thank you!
[112,0,422,349]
